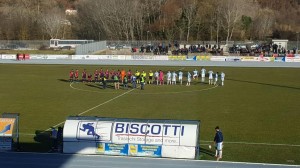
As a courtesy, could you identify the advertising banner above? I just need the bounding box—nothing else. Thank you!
[253,57,272,62]
[274,57,285,62]
[225,56,241,62]
[168,56,186,60]
[210,56,226,61]
[241,56,258,62]
[0,137,12,151]
[130,55,155,60]
[154,56,169,60]
[129,144,162,157]
[63,117,200,159]
[0,54,16,59]
[96,143,162,157]
[285,57,300,62]
[30,55,69,59]
[111,122,198,146]
[0,118,15,137]
[102,143,128,155]
[65,120,198,146]
[241,56,272,62]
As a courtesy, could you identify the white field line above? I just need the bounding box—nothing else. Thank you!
[19,131,300,148]
[44,82,137,131]
[201,140,300,147]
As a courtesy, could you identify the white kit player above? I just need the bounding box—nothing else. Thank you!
[208,70,214,85]
[193,69,198,80]
[178,70,183,85]
[214,72,219,85]
[167,71,172,85]
[154,70,159,85]
[201,67,206,83]
[172,71,177,85]
[221,72,225,86]
[186,71,191,86]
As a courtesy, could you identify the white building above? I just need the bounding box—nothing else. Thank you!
[272,39,288,49]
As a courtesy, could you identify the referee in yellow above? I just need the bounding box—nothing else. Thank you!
[148,70,154,84]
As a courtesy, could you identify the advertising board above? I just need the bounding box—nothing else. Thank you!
[285,57,300,62]
[63,117,200,159]
[210,56,226,61]
[0,137,12,151]
[0,118,15,137]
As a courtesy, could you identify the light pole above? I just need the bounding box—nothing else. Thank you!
[147,31,149,43]
[297,32,299,54]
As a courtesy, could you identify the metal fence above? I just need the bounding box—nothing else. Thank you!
[0,40,48,50]
[75,41,107,55]
[0,40,298,52]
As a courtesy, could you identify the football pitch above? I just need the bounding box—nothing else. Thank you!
[0,63,299,165]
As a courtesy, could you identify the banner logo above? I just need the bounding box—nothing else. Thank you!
[0,118,15,136]
[79,123,100,139]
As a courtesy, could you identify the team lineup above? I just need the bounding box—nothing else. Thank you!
[69,67,226,90]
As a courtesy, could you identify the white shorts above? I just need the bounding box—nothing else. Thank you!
[179,77,182,80]
[201,74,205,78]
[216,142,223,150]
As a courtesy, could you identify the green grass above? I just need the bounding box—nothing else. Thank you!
[0,64,300,165]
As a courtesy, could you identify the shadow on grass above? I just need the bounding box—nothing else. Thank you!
[200,147,215,157]
[17,130,53,152]
[227,78,300,90]
[85,84,101,89]
[85,83,115,89]
[58,79,71,83]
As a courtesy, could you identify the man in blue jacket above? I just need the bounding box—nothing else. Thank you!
[214,126,223,161]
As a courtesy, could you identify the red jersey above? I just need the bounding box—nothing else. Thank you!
[75,70,79,78]
[94,70,99,77]
[82,71,87,78]
[69,71,74,78]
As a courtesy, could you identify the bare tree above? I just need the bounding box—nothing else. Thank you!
[182,0,198,42]
[160,0,182,41]
[252,8,275,40]
[218,0,255,44]
[39,8,66,39]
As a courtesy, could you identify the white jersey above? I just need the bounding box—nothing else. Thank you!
[178,71,183,79]
[221,72,225,80]
[167,72,171,80]
[172,72,177,81]
[193,70,198,76]
[187,72,191,82]
[215,73,218,80]
[201,68,206,77]
[208,70,213,79]
[154,71,159,78]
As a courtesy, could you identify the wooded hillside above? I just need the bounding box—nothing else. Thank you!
[0,0,299,41]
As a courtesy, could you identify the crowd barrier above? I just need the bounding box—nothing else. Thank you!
[1,54,300,62]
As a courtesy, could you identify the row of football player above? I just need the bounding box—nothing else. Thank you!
[68,68,225,86]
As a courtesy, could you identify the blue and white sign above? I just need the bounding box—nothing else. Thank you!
[63,117,200,159]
